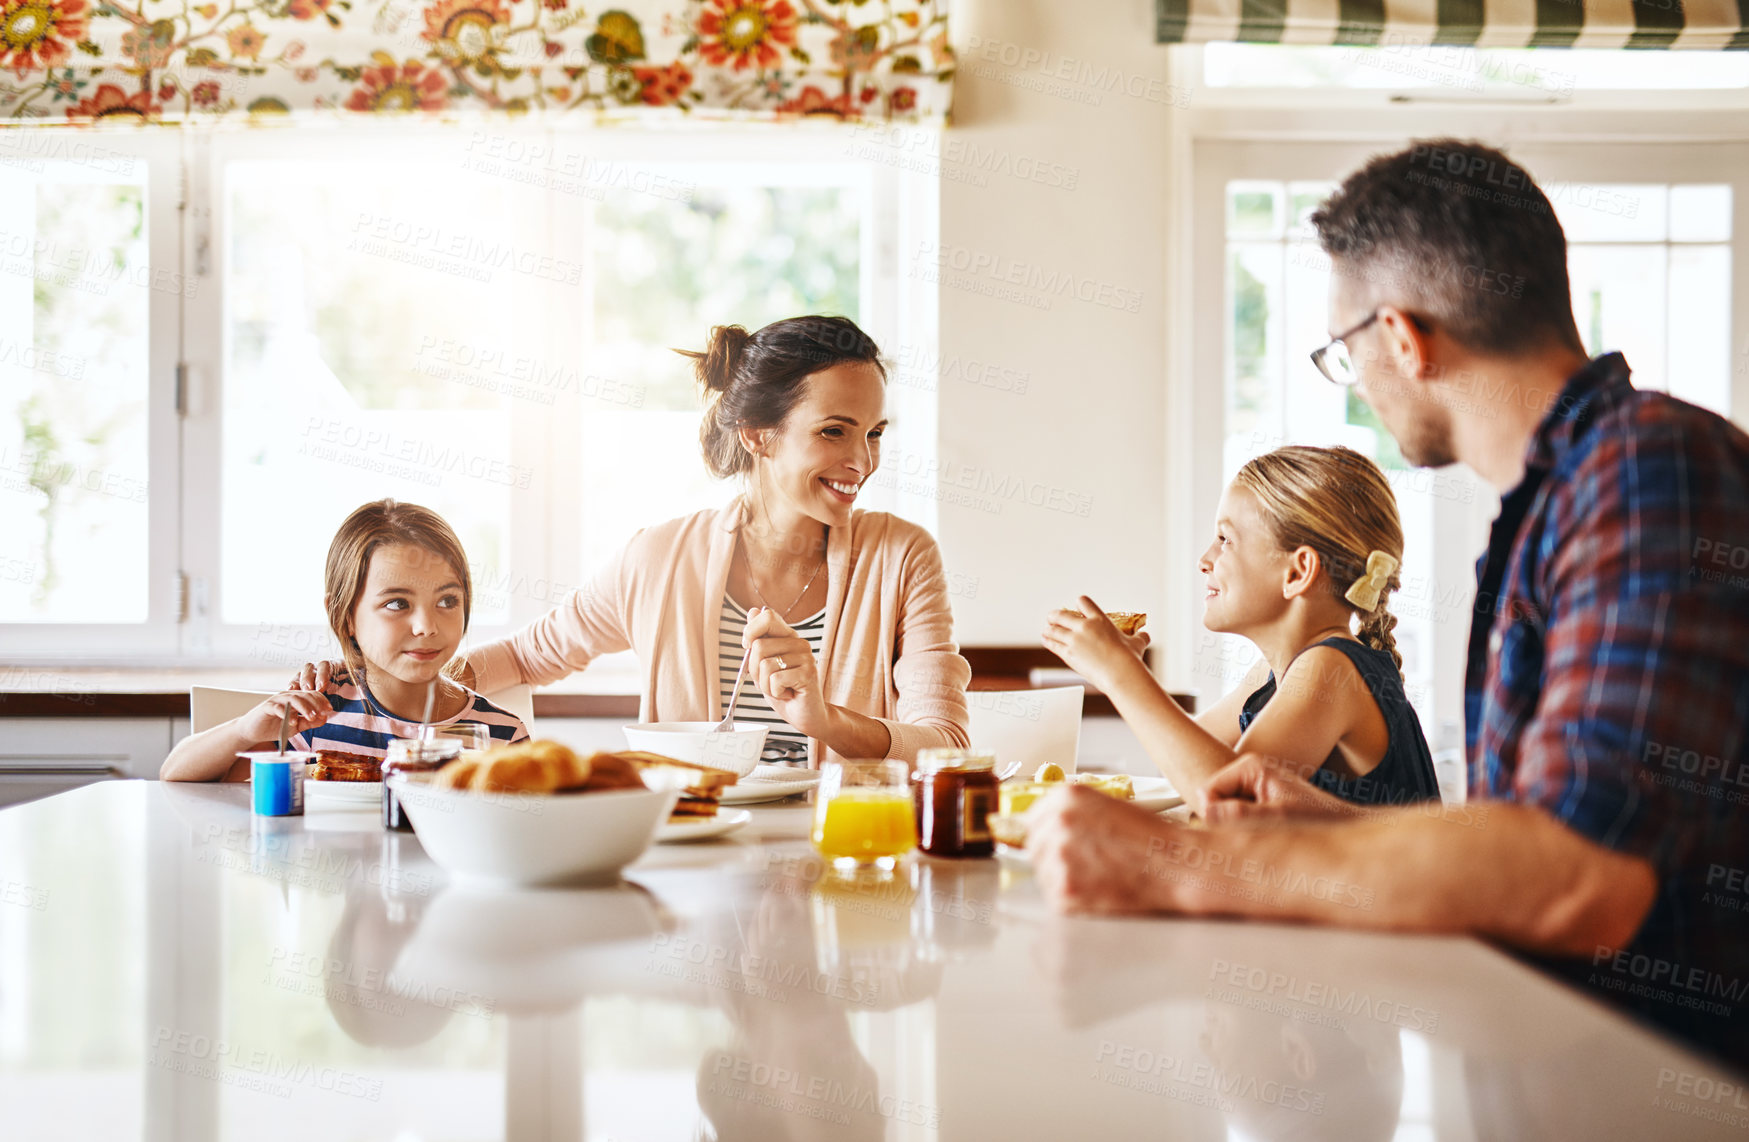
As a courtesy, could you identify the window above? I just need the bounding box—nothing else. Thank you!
[0,166,151,622]
[1187,138,1749,743]
[220,158,532,630]
[0,126,937,662]
[580,172,868,577]
[1218,174,1454,736]
[0,135,179,654]
[1559,183,1733,415]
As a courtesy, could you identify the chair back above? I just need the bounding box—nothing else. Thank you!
[189,687,272,734]
[966,686,1083,779]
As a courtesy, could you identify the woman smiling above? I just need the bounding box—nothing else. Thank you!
[301,315,970,767]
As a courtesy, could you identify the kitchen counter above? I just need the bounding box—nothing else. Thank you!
[1,780,1737,1141]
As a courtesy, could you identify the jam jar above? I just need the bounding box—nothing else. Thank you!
[382,737,462,832]
[913,748,999,858]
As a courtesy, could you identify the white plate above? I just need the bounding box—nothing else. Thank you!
[718,766,822,805]
[1131,776,1184,813]
[305,779,383,805]
[657,808,752,843]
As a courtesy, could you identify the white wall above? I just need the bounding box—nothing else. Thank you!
[933,1,1174,647]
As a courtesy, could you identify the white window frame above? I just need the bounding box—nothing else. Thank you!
[1161,43,1749,737]
[2,122,938,666]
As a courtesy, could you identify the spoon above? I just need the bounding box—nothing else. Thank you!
[716,643,754,733]
[277,701,291,756]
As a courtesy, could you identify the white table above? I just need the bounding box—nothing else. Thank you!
[1,780,1742,1140]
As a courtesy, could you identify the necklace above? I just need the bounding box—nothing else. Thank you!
[743,538,825,619]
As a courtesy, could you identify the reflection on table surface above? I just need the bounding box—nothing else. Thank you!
[0,781,1741,1141]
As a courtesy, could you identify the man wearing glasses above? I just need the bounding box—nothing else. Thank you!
[1030,139,1749,1067]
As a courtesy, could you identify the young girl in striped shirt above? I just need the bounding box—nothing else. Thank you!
[161,500,527,782]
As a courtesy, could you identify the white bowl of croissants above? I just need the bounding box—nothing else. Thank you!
[389,740,677,886]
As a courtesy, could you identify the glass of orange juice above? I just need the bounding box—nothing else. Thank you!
[812,760,916,871]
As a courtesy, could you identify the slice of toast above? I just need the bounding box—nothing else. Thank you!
[668,794,721,819]
[614,751,741,794]
[1105,612,1147,636]
[311,750,383,782]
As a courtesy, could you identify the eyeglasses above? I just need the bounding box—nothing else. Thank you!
[1309,310,1381,386]
[1310,309,1430,386]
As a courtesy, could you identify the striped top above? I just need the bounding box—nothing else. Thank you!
[718,595,825,766]
[290,676,529,758]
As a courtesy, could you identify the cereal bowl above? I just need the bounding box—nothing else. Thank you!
[389,775,677,886]
[621,722,769,777]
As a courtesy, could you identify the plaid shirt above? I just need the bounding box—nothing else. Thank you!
[1466,352,1749,1066]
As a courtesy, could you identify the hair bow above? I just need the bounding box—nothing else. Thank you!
[1344,550,1399,612]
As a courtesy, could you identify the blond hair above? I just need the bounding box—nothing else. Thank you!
[1232,446,1405,676]
[323,500,473,684]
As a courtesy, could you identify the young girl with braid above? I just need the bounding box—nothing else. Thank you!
[1044,445,1440,807]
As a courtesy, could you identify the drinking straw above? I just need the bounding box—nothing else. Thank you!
[419,680,436,742]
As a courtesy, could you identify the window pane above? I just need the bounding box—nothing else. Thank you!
[0,171,150,623]
[1226,242,1284,460]
[582,180,863,570]
[1670,185,1732,243]
[1546,184,1666,243]
[1226,182,1281,238]
[1222,180,1447,748]
[1666,245,1732,416]
[590,183,862,411]
[1287,182,1336,240]
[1568,245,1671,386]
[223,163,534,626]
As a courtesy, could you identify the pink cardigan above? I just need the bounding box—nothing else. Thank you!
[468,502,971,765]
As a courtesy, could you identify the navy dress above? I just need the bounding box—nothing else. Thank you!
[1237,636,1441,806]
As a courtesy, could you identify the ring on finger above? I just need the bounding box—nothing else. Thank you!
[776,657,789,671]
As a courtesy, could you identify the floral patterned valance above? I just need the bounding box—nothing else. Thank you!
[0,0,952,123]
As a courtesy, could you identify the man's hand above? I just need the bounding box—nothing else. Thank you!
[1197,752,1363,823]
[1027,786,1180,914]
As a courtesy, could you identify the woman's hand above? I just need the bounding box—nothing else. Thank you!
[1196,752,1362,823]
[742,607,830,739]
[1041,595,1151,692]
[240,690,334,745]
[288,660,347,692]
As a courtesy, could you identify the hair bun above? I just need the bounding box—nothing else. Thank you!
[698,324,751,394]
